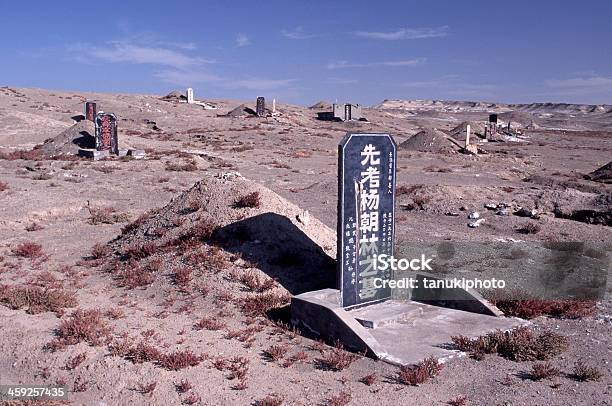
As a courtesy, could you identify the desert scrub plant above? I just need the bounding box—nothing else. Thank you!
[124,242,158,260]
[239,270,277,292]
[316,342,357,371]
[262,344,289,362]
[193,316,225,331]
[0,181,9,191]
[256,393,284,406]
[529,362,560,381]
[65,352,87,370]
[115,264,155,289]
[491,296,596,320]
[0,284,77,314]
[240,291,291,316]
[47,309,112,351]
[571,360,603,382]
[117,341,162,364]
[448,395,468,406]
[136,381,157,396]
[86,205,129,225]
[157,349,202,370]
[234,191,261,208]
[12,241,45,259]
[451,327,568,361]
[326,390,351,406]
[173,266,193,287]
[397,356,443,385]
[360,373,378,386]
[90,242,112,259]
[183,393,201,405]
[165,159,198,172]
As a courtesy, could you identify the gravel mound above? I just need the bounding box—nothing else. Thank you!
[587,161,612,183]
[309,101,332,110]
[225,104,257,117]
[448,121,487,141]
[112,174,337,293]
[399,128,457,152]
[39,120,95,156]
[161,90,186,102]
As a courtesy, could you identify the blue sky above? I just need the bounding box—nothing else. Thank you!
[1,0,611,105]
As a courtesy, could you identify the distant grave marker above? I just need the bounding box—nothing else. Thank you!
[85,102,97,122]
[256,97,266,117]
[187,88,194,104]
[95,113,118,155]
[337,133,397,308]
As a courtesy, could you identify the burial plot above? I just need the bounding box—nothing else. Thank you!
[95,113,118,155]
[256,97,266,117]
[337,133,397,308]
[85,102,97,122]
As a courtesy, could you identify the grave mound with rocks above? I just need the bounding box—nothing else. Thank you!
[39,120,96,157]
[448,121,487,141]
[161,90,187,102]
[111,173,336,294]
[308,101,332,110]
[224,104,257,118]
[399,128,457,152]
[586,161,612,184]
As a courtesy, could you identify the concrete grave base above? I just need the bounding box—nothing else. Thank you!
[291,288,526,366]
[127,149,146,159]
[78,149,109,160]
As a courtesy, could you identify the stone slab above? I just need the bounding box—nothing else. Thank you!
[78,149,109,161]
[292,288,526,366]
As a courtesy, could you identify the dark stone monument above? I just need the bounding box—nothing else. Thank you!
[337,133,397,308]
[95,113,118,155]
[489,113,498,123]
[85,102,97,122]
[256,97,266,117]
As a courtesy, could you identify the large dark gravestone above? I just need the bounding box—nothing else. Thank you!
[337,133,397,308]
[489,113,498,123]
[85,102,97,122]
[256,97,266,117]
[95,113,118,155]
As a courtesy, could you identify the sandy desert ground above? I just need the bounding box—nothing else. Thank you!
[0,86,610,405]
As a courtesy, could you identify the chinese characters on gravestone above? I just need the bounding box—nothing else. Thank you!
[95,113,118,155]
[256,97,266,117]
[488,113,498,135]
[337,133,397,308]
[85,102,97,122]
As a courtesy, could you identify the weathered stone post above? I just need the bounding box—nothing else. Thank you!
[256,97,266,117]
[85,102,97,122]
[187,88,194,104]
[465,124,471,148]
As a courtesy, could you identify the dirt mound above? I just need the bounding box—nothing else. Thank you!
[399,128,458,152]
[161,90,186,102]
[525,121,541,130]
[309,101,332,110]
[448,121,487,141]
[39,120,95,156]
[586,161,612,183]
[224,104,257,117]
[112,174,336,294]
